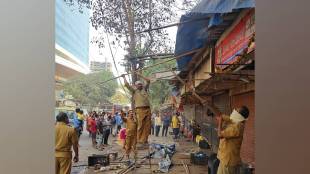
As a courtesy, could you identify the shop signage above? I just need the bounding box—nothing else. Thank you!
[215,10,255,66]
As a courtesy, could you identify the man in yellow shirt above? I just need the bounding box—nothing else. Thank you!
[216,106,250,174]
[77,110,84,120]
[154,113,162,137]
[55,112,79,174]
[122,73,151,147]
[171,112,181,140]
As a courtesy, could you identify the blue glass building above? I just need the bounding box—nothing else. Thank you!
[55,0,90,66]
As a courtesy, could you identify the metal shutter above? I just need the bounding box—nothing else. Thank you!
[213,92,231,115]
[183,104,195,121]
[211,92,231,152]
[231,91,255,164]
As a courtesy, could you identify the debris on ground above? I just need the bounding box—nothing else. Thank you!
[76,130,210,174]
[158,155,172,173]
[182,160,190,174]
[149,143,176,173]
[150,143,176,158]
[93,164,127,173]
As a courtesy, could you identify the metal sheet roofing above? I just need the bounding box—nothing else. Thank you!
[174,0,255,71]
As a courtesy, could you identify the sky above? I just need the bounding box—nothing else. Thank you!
[88,0,194,78]
[88,26,178,77]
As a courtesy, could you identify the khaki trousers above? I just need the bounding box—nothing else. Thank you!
[135,107,151,144]
[55,157,72,174]
[217,162,240,174]
[124,135,137,155]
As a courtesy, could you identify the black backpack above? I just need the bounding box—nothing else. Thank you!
[199,139,210,149]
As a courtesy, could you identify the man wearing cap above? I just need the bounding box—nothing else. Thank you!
[216,106,250,174]
[121,73,151,148]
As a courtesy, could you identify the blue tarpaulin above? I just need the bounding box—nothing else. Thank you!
[175,0,255,71]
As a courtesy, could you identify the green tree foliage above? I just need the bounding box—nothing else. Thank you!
[63,70,118,106]
[142,59,176,110]
[110,89,130,106]
[68,0,177,54]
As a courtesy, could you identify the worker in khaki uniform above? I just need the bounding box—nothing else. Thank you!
[216,106,250,174]
[55,112,79,174]
[121,110,137,159]
[122,73,151,147]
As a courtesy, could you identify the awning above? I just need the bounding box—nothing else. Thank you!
[152,70,180,80]
[174,0,255,71]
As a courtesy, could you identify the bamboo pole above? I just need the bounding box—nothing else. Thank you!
[128,53,174,60]
[135,17,209,34]
[98,48,202,85]
[171,71,221,115]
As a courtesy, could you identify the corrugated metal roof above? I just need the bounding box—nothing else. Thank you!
[174,0,255,71]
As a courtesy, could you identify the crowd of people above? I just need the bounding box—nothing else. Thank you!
[55,69,251,174]
[83,109,186,149]
[85,111,125,149]
[64,108,126,150]
[151,111,183,139]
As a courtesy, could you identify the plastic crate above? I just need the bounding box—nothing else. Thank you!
[190,152,208,165]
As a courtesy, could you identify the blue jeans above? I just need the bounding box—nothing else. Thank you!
[162,125,169,137]
[151,124,155,135]
[173,128,180,139]
[155,125,161,137]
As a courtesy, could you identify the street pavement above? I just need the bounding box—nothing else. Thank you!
[71,127,208,174]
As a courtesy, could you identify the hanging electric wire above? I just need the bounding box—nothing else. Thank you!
[98,48,202,85]
[105,33,132,100]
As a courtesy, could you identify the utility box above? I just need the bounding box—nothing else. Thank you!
[88,154,109,166]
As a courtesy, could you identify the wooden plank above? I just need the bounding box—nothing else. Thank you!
[229,82,255,96]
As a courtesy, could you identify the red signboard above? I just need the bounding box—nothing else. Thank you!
[215,10,255,66]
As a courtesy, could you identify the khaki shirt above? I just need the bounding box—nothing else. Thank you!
[55,122,78,158]
[217,116,245,166]
[125,82,150,107]
[123,117,137,137]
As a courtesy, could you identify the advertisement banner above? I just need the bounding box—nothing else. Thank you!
[215,10,255,67]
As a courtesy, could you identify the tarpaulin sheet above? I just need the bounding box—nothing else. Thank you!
[191,0,255,14]
[175,0,255,71]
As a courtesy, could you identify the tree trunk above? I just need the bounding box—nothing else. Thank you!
[122,0,137,109]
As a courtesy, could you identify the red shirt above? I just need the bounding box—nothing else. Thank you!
[119,128,126,140]
[86,117,92,130]
[89,119,97,133]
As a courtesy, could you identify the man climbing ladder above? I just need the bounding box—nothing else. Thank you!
[122,72,151,148]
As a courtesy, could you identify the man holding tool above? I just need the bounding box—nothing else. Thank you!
[121,72,151,148]
[216,106,250,174]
